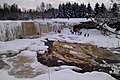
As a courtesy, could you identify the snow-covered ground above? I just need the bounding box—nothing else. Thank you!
[0,69,116,80]
[0,19,119,80]
[0,38,47,54]
[0,28,120,54]
[47,28,120,48]
[0,28,119,80]
[35,18,92,25]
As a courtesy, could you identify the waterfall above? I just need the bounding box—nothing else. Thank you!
[0,20,77,41]
[21,22,38,36]
[0,22,22,41]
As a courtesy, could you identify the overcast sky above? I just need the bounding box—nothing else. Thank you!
[0,0,111,9]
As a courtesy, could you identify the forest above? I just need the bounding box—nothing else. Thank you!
[0,2,119,20]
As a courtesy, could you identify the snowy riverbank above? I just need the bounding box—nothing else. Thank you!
[0,19,120,80]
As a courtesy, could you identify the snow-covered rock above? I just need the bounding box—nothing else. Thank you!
[28,45,48,52]
[0,39,45,54]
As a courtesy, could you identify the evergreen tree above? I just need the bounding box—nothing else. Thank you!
[80,4,87,18]
[65,2,72,18]
[0,5,4,19]
[111,3,119,17]
[3,3,10,19]
[78,4,82,18]
[71,3,77,18]
[94,3,100,15]
[100,3,107,14]
[58,4,64,18]
[58,2,88,18]
[73,3,79,18]
[10,3,19,19]
[64,3,69,18]
[86,3,93,17]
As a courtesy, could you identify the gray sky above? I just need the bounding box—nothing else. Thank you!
[0,0,111,9]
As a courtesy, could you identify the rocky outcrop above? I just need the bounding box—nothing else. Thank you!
[38,41,120,72]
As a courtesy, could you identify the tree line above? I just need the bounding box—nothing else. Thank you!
[0,2,56,20]
[57,2,119,18]
[0,2,119,20]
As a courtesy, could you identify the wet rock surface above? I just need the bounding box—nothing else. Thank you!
[37,41,120,80]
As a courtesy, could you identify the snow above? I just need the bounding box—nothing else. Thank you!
[63,45,73,49]
[0,69,116,80]
[0,18,119,80]
[20,50,37,57]
[47,28,120,48]
[58,65,82,70]
[47,69,116,80]
[0,39,45,54]
[0,20,33,22]
[19,50,48,73]
[1,28,119,54]
[70,50,78,55]
[20,50,48,74]
[0,39,31,54]
[1,49,49,79]
[105,24,116,33]
[35,18,92,25]
[0,49,116,80]
[28,45,48,52]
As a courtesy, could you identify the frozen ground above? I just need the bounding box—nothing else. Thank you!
[34,18,92,25]
[47,28,120,48]
[0,28,119,80]
[0,69,116,80]
[0,18,119,80]
[0,28,120,54]
[0,38,46,54]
